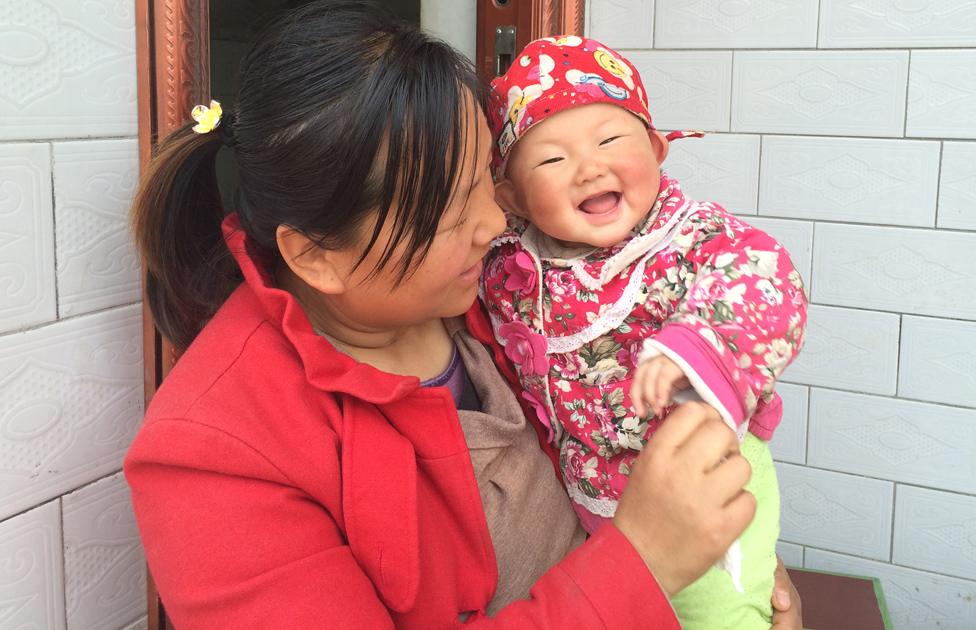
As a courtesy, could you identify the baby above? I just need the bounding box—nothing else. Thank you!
[482,36,807,629]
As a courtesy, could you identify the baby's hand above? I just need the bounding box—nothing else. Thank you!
[631,355,692,419]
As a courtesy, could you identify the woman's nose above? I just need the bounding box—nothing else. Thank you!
[475,196,506,245]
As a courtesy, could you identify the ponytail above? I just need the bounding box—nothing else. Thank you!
[131,124,241,350]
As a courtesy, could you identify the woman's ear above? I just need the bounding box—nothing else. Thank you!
[648,129,670,166]
[275,225,347,295]
[494,179,527,218]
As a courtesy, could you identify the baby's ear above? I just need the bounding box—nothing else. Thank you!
[494,179,527,218]
[648,129,670,165]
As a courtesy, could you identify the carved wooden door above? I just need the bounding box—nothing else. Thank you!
[136,1,582,627]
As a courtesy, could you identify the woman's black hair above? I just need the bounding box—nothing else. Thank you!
[131,0,485,349]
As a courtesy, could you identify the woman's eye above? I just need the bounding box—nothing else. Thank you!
[600,136,620,146]
[539,156,563,166]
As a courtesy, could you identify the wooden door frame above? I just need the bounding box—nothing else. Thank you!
[135,1,583,627]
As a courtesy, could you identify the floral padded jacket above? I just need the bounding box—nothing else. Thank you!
[480,174,807,520]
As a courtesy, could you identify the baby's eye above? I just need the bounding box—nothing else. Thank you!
[600,136,621,146]
[538,156,563,166]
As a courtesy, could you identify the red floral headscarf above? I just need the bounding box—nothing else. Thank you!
[488,36,652,176]
[488,36,701,178]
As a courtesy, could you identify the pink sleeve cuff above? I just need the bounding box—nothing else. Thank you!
[642,323,747,430]
[747,392,782,441]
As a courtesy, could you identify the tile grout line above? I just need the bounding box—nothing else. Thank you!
[894,313,904,399]
[934,140,945,228]
[793,541,976,584]
[49,142,60,322]
[889,483,898,564]
[781,378,976,412]
[903,49,912,138]
[59,496,68,630]
[0,301,144,340]
[774,458,976,500]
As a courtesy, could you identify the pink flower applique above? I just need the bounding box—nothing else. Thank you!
[522,389,554,443]
[499,321,549,377]
[503,251,538,296]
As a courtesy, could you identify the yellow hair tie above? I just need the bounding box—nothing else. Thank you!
[191,100,223,134]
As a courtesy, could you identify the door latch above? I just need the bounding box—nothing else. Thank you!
[494,26,516,76]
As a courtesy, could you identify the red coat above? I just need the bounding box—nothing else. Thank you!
[124,216,679,629]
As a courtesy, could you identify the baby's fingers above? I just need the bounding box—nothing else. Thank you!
[631,362,659,418]
[630,367,645,417]
[654,371,676,416]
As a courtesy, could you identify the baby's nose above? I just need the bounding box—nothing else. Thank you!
[576,156,607,183]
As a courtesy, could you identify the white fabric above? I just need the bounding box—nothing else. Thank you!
[657,388,745,593]
[566,484,619,518]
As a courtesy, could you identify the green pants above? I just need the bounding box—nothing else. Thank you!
[669,433,779,630]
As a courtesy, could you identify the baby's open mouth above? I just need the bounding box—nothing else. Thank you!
[578,191,620,215]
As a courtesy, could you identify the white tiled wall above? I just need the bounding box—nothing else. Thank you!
[587,1,976,626]
[0,1,146,628]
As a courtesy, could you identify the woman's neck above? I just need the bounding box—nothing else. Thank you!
[277,266,455,380]
[315,312,452,379]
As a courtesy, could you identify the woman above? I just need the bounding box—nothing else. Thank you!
[126,1,801,627]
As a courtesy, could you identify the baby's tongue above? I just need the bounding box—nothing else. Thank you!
[579,192,618,214]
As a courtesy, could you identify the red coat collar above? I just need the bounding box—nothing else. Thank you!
[222,213,420,404]
[221,215,508,612]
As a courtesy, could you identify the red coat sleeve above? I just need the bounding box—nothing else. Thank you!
[126,416,679,629]
[467,524,679,628]
[125,418,395,629]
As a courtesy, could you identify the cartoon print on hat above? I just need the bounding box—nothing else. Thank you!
[593,46,635,90]
[565,69,629,101]
[497,53,556,159]
[541,35,583,47]
[488,35,654,177]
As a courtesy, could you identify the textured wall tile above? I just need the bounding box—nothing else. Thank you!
[783,305,899,395]
[0,0,137,140]
[938,141,976,230]
[586,0,654,49]
[627,51,732,132]
[0,501,65,630]
[806,548,976,630]
[769,382,808,465]
[811,223,976,320]
[0,304,143,520]
[731,52,909,137]
[820,0,976,47]
[663,134,759,214]
[759,136,940,227]
[899,316,976,408]
[777,462,893,560]
[0,143,56,334]
[808,389,976,494]
[908,51,976,139]
[776,541,804,568]
[121,618,148,630]
[655,0,818,49]
[894,485,976,581]
[747,217,813,287]
[63,473,145,630]
[53,140,140,317]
